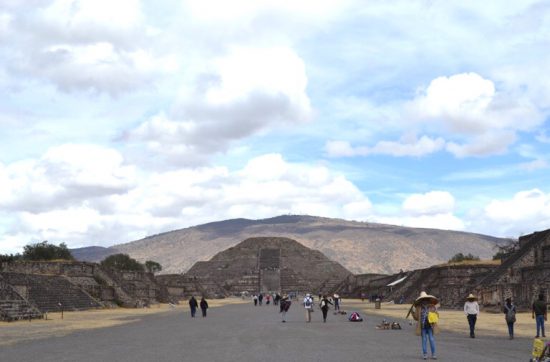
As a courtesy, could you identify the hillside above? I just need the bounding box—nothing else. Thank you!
[72,215,510,275]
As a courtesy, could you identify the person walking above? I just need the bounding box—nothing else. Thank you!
[533,293,547,338]
[319,295,333,323]
[333,294,340,312]
[464,293,479,338]
[189,296,198,318]
[503,297,517,340]
[253,294,258,306]
[280,294,291,322]
[303,293,314,323]
[200,297,209,317]
[258,293,263,306]
[412,291,439,360]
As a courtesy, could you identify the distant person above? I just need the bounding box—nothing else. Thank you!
[266,294,271,305]
[333,294,340,311]
[188,296,198,318]
[274,293,281,306]
[533,293,547,338]
[464,293,479,338]
[258,293,263,306]
[253,294,258,306]
[200,297,209,317]
[280,294,291,322]
[319,295,333,323]
[503,297,517,339]
[411,291,439,360]
[303,293,314,323]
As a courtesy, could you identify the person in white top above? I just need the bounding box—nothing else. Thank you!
[464,293,480,338]
[303,293,314,322]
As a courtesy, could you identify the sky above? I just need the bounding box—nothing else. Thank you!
[1,0,550,253]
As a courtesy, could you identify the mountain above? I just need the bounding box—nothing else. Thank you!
[72,215,510,275]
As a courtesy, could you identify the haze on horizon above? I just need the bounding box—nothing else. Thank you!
[1,0,549,253]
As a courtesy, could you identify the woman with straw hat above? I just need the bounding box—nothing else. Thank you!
[464,293,479,338]
[412,291,439,360]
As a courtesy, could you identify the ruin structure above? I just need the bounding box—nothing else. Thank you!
[158,237,353,299]
[475,228,550,309]
[0,260,166,321]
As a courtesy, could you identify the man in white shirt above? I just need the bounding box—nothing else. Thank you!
[303,293,314,322]
[464,293,480,338]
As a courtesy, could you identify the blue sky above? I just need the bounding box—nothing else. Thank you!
[1,0,549,253]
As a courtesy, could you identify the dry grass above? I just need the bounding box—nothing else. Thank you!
[0,297,247,347]
[437,259,502,267]
[346,299,537,338]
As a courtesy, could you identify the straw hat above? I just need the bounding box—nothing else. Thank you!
[414,291,439,305]
[466,293,478,301]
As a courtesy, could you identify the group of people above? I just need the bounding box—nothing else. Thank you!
[252,293,282,306]
[188,296,209,318]
[410,290,548,360]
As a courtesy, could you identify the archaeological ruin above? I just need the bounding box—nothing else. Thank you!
[158,237,353,299]
[0,260,166,321]
[3,228,550,321]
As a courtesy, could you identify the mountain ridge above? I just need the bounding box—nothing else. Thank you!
[71,215,510,275]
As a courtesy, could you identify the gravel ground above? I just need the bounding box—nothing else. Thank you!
[0,301,533,361]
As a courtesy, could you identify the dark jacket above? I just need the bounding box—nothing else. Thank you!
[200,299,208,310]
[320,297,333,311]
[189,297,198,309]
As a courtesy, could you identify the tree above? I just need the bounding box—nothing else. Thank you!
[493,239,520,261]
[145,260,162,274]
[22,241,73,261]
[448,252,480,263]
[100,254,144,271]
[0,253,22,263]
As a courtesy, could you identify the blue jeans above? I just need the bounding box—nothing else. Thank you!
[507,322,514,337]
[421,326,436,357]
[536,315,545,336]
[467,314,477,336]
[190,307,196,317]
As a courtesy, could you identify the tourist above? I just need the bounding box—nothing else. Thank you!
[253,294,258,306]
[189,296,198,318]
[333,294,340,311]
[464,293,479,338]
[258,293,263,306]
[503,297,516,339]
[319,295,333,323]
[200,297,209,317]
[533,293,547,338]
[274,293,281,306]
[303,293,314,322]
[412,291,439,360]
[280,294,291,322]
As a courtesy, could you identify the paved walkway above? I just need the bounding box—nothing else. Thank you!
[0,301,532,361]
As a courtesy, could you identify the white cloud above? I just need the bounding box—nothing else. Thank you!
[402,191,455,216]
[127,47,312,164]
[326,134,445,157]
[0,144,136,213]
[0,152,374,250]
[409,72,544,156]
[468,189,550,237]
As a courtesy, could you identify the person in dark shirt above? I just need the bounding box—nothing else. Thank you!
[200,297,209,317]
[189,296,199,318]
[533,293,547,338]
[319,295,333,323]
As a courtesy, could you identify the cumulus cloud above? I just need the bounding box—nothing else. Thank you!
[410,72,544,157]
[0,144,136,213]
[468,189,550,237]
[0,152,373,250]
[325,134,445,157]
[1,0,176,95]
[127,47,312,164]
[371,190,464,231]
[402,191,455,216]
